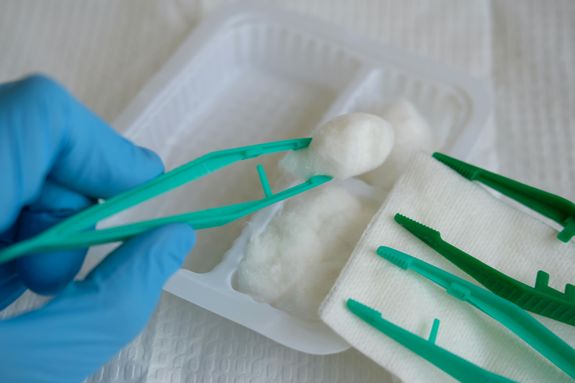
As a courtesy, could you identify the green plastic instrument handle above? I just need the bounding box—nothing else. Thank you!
[346,299,516,383]
[4,176,330,257]
[0,138,318,264]
[433,152,575,242]
[378,246,575,380]
[54,137,312,235]
[394,213,575,326]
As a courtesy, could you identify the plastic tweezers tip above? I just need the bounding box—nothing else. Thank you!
[346,299,382,321]
[394,214,442,243]
[376,246,413,270]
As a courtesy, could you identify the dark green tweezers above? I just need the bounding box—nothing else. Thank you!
[433,152,575,243]
[394,213,575,326]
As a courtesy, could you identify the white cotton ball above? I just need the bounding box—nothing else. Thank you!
[281,113,394,179]
[235,184,377,320]
[361,100,434,190]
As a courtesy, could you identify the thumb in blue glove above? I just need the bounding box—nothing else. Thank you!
[0,75,195,382]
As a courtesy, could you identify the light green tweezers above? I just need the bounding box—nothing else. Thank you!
[376,246,575,380]
[0,138,331,265]
[347,299,515,383]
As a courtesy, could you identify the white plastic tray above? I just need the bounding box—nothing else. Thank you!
[105,3,490,355]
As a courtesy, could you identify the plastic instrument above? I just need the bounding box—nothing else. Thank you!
[346,299,515,383]
[433,152,575,243]
[0,138,331,264]
[394,213,575,326]
[377,246,575,379]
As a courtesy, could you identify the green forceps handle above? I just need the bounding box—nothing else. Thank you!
[0,138,331,264]
[433,152,575,243]
[347,299,516,383]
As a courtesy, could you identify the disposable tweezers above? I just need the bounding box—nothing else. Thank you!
[0,138,331,264]
[376,246,575,380]
[347,299,516,383]
[433,152,575,243]
[394,213,575,326]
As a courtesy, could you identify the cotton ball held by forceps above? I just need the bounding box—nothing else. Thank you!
[281,113,395,179]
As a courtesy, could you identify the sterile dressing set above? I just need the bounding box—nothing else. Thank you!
[4,4,573,383]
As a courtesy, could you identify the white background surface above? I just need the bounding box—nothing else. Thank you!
[1,1,574,382]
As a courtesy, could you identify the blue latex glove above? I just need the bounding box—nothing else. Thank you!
[0,75,195,383]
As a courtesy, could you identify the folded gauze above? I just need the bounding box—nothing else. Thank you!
[320,153,575,383]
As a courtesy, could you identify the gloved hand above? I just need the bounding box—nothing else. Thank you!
[0,75,195,383]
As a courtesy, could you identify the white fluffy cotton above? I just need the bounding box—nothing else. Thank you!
[235,185,376,320]
[361,101,434,190]
[235,103,432,321]
[281,113,394,179]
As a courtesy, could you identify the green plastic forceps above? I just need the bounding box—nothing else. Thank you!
[0,138,331,265]
[347,299,515,383]
[433,152,575,243]
[377,246,575,380]
[394,213,575,326]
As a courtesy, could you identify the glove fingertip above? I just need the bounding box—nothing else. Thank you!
[147,223,195,270]
[92,143,164,197]
[125,223,195,286]
[84,223,195,288]
[138,145,164,170]
[15,249,87,295]
[127,145,165,187]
